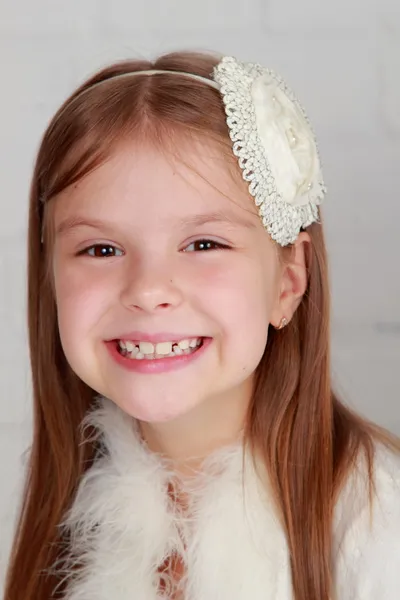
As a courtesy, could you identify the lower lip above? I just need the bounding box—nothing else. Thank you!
[105,338,212,374]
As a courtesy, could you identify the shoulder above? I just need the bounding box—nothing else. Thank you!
[333,442,400,599]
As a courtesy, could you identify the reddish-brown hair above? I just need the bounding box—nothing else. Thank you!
[4,50,400,600]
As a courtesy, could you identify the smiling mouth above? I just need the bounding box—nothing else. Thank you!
[116,337,205,360]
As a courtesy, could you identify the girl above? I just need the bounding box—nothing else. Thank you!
[4,50,400,600]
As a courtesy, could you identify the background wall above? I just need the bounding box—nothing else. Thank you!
[0,0,399,591]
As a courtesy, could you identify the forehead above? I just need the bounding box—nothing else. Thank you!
[53,137,259,228]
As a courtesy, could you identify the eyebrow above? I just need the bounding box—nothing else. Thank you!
[180,211,258,230]
[55,210,258,236]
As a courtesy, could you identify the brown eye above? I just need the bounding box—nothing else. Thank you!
[184,239,229,252]
[80,245,123,258]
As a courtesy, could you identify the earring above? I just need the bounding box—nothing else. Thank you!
[276,317,288,330]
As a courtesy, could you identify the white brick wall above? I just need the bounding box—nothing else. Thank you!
[1,0,399,591]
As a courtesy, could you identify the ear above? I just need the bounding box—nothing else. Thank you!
[270,232,311,328]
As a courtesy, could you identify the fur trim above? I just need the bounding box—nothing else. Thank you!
[54,397,291,599]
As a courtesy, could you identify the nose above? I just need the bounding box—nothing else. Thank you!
[119,257,184,314]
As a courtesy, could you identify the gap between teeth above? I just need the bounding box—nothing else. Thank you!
[118,338,202,359]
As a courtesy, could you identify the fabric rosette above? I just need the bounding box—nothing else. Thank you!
[213,56,326,246]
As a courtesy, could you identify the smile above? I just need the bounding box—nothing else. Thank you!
[118,337,203,360]
[106,337,211,374]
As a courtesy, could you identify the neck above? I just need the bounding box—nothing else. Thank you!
[138,380,252,475]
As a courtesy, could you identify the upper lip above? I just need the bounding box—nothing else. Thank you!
[109,332,205,343]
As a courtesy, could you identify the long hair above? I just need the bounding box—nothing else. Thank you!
[4,50,400,600]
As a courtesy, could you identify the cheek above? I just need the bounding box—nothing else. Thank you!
[53,264,111,347]
[198,258,276,357]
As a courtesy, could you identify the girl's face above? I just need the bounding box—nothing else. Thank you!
[52,138,284,426]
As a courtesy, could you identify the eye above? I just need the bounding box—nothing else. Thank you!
[183,239,230,252]
[78,244,124,258]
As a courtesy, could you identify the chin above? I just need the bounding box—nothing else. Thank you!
[108,394,199,424]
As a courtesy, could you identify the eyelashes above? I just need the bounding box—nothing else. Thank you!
[77,244,123,258]
[182,239,231,252]
[77,239,231,258]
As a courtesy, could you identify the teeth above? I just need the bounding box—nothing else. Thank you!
[178,339,190,350]
[156,341,173,355]
[139,341,157,355]
[117,337,203,360]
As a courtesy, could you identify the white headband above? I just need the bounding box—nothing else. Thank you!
[77,68,221,92]
[42,56,326,246]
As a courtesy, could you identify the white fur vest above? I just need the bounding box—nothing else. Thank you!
[55,397,400,599]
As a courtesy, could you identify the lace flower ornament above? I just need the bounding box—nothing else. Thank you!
[213,57,327,246]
